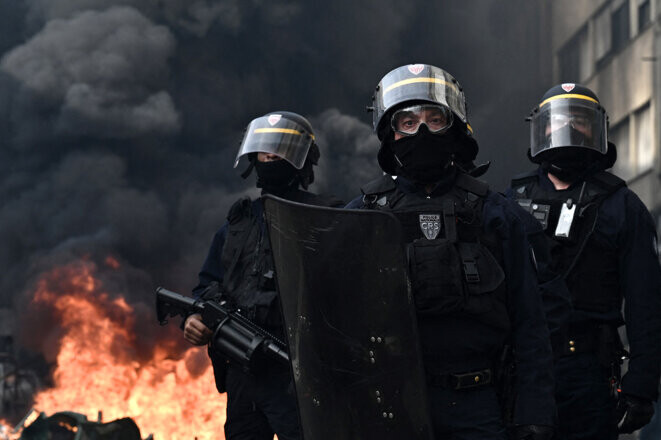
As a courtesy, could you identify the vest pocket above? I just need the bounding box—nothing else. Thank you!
[408,239,506,316]
[408,238,465,315]
[457,242,505,296]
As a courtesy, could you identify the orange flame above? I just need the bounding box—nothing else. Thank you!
[22,260,227,439]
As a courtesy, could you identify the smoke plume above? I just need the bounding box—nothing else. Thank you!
[0,0,551,386]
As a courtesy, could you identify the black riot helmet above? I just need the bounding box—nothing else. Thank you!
[528,83,614,169]
[369,64,478,175]
[235,111,320,189]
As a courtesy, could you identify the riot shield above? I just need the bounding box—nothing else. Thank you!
[263,195,433,440]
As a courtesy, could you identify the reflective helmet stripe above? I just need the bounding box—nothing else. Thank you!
[539,93,600,108]
[383,77,458,95]
[254,128,315,139]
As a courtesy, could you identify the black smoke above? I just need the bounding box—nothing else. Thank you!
[0,0,551,385]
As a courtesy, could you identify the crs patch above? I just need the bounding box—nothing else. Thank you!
[561,83,575,92]
[408,64,425,75]
[419,214,441,240]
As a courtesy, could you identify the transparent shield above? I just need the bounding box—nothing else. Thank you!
[530,99,608,158]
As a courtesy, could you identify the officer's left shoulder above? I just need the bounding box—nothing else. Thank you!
[601,185,655,223]
[455,172,489,197]
[480,190,530,238]
[292,189,344,208]
[483,190,525,217]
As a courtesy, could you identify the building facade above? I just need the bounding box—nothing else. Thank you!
[550,2,661,438]
[551,0,661,219]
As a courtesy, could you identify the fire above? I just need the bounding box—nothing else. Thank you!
[0,421,18,440]
[14,260,227,439]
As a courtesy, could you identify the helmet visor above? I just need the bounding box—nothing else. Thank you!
[373,65,467,131]
[391,104,454,136]
[234,115,314,169]
[530,99,607,158]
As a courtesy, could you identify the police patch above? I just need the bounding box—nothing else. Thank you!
[267,114,282,126]
[408,64,425,75]
[561,83,575,92]
[419,214,441,240]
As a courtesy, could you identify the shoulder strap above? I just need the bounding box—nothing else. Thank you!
[454,172,489,197]
[443,199,458,242]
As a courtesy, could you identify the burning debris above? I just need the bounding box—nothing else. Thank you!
[0,336,40,424]
[1,259,226,440]
[0,306,38,423]
[2,409,148,440]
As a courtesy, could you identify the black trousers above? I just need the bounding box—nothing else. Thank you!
[224,365,300,440]
[428,384,507,440]
[554,353,618,440]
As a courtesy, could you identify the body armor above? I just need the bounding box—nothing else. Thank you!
[220,198,277,314]
[220,190,341,326]
[361,173,509,330]
[511,170,626,313]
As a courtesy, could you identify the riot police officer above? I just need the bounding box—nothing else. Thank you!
[346,64,556,439]
[183,111,342,440]
[508,83,661,439]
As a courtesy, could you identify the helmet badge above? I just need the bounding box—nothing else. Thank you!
[408,64,425,75]
[268,114,282,126]
[561,83,575,92]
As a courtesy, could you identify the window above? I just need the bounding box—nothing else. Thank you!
[595,7,612,62]
[559,26,590,82]
[634,103,654,172]
[611,2,630,53]
[610,118,634,180]
[638,0,651,32]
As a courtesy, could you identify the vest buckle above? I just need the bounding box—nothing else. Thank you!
[463,259,480,283]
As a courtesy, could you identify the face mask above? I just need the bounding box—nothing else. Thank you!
[388,126,462,184]
[541,148,600,183]
[254,160,299,191]
[543,162,586,183]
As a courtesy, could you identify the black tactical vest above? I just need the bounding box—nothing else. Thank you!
[220,198,277,317]
[220,190,342,325]
[360,173,509,330]
[510,170,626,313]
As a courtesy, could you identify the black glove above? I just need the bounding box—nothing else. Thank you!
[512,425,555,440]
[615,393,654,433]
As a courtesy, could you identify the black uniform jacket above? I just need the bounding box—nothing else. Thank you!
[508,169,661,401]
[347,174,556,427]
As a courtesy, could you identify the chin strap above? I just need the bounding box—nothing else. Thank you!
[240,161,255,179]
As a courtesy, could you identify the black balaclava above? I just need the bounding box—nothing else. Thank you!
[539,148,604,183]
[254,159,300,194]
[385,124,465,184]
